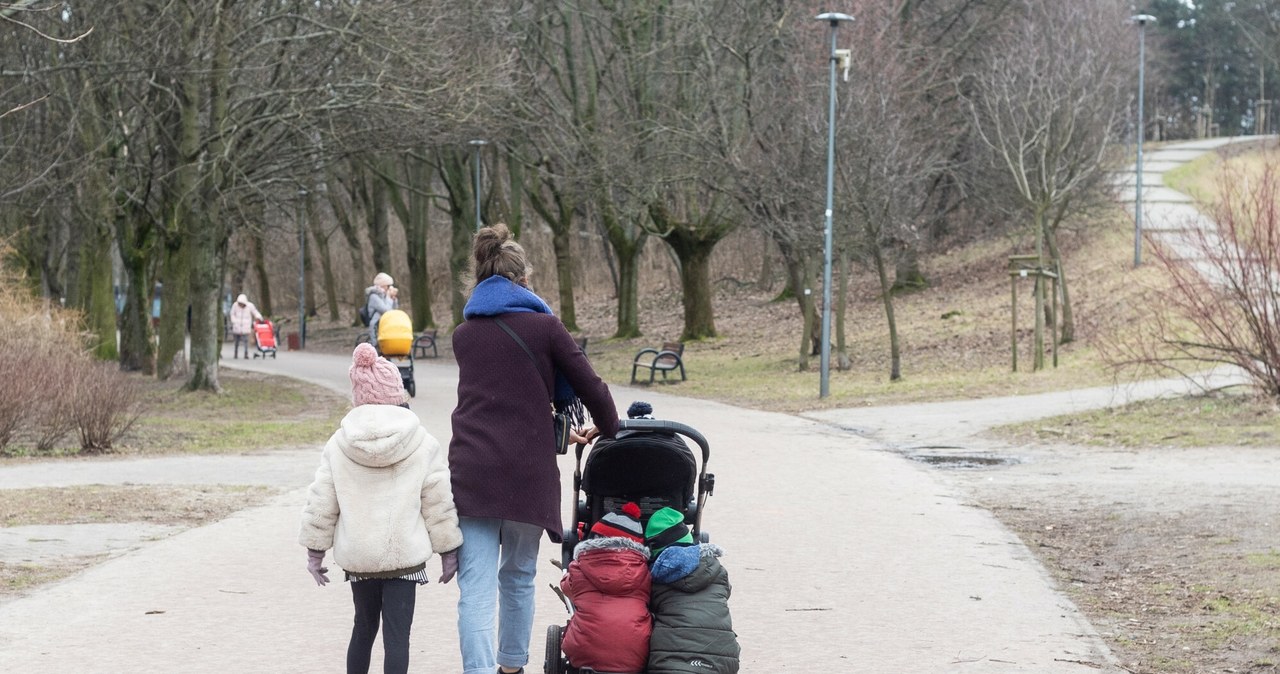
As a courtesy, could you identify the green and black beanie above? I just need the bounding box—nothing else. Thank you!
[644,506,695,556]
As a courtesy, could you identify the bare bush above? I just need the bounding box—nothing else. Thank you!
[0,244,89,452]
[1120,152,1280,396]
[29,355,80,451]
[71,360,144,452]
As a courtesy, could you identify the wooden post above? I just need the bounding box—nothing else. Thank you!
[1011,274,1018,372]
[1050,269,1059,369]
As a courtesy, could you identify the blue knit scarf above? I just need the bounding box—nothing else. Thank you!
[463,276,584,424]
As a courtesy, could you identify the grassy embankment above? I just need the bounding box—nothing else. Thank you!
[995,146,1280,447]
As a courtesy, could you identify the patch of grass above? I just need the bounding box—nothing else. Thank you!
[122,369,345,454]
[0,557,104,596]
[1245,551,1280,569]
[1162,152,1222,202]
[0,484,279,527]
[992,394,1280,448]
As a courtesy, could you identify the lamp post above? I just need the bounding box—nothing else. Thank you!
[1131,14,1156,268]
[297,188,308,349]
[815,11,853,399]
[469,139,487,230]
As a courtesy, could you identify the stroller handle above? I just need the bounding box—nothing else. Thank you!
[616,418,709,464]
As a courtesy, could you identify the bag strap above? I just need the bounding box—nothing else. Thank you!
[493,317,550,397]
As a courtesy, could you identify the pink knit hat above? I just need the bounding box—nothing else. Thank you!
[349,343,405,406]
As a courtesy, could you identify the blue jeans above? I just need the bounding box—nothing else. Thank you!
[456,516,543,674]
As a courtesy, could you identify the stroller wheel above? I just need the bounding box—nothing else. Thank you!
[407,380,416,397]
[544,624,565,674]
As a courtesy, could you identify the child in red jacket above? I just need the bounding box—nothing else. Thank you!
[560,502,652,673]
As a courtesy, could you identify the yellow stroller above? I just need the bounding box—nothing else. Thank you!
[377,309,417,397]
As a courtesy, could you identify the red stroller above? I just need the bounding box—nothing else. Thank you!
[253,319,278,359]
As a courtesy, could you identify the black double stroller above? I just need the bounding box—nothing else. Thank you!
[544,405,716,674]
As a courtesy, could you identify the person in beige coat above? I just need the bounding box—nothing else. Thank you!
[300,343,463,674]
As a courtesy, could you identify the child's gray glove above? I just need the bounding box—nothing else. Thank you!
[307,549,330,586]
[438,550,459,584]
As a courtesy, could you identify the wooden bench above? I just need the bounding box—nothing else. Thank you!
[413,329,439,358]
[630,341,686,385]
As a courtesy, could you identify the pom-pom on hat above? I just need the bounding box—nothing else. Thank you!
[588,502,645,543]
[349,343,406,406]
[644,506,694,555]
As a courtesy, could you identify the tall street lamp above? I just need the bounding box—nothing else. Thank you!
[1131,14,1156,268]
[816,11,853,399]
[469,139,487,230]
[297,188,308,349]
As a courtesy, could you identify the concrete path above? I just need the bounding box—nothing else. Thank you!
[8,137,1271,672]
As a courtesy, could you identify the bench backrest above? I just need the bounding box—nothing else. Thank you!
[655,341,684,366]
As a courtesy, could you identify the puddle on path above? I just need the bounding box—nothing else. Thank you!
[907,452,1020,469]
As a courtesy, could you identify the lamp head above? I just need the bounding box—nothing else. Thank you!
[815,12,854,27]
[1130,14,1156,26]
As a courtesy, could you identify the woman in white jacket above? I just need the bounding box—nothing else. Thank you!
[300,343,463,674]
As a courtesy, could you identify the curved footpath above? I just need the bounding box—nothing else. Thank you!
[1,137,1270,672]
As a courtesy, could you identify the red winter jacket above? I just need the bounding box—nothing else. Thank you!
[560,538,652,673]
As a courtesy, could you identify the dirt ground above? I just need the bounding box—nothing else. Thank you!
[934,439,1280,674]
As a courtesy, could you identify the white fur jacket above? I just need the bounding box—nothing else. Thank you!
[299,404,463,575]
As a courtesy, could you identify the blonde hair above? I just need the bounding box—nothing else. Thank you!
[471,223,531,285]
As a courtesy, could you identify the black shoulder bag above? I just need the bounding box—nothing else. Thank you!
[493,318,572,455]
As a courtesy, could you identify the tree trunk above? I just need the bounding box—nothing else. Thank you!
[528,177,579,331]
[307,192,340,323]
[184,0,233,393]
[115,209,154,374]
[674,239,716,341]
[893,244,927,292]
[155,235,190,380]
[872,243,901,381]
[599,205,644,339]
[249,229,273,315]
[369,158,392,276]
[436,148,476,328]
[835,248,851,371]
[327,173,367,324]
[1044,216,1074,344]
[777,237,815,372]
[385,153,435,331]
[82,222,119,361]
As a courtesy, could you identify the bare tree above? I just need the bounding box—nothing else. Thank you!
[835,8,953,380]
[965,0,1128,367]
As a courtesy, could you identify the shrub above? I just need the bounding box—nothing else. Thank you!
[70,359,144,452]
[1119,150,1280,397]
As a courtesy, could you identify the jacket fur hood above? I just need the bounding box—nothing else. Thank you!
[335,405,422,468]
[573,536,650,561]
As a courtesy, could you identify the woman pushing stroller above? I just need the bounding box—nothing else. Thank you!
[449,223,620,674]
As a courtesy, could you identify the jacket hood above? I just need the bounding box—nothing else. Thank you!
[365,285,380,297]
[334,405,423,468]
[571,537,650,595]
[573,536,649,561]
[652,543,723,588]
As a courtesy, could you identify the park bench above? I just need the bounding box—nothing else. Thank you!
[574,335,588,357]
[413,329,439,358]
[630,341,686,385]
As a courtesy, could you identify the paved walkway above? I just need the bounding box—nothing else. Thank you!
[4,137,1269,672]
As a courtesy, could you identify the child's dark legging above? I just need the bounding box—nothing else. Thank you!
[348,578,417,674]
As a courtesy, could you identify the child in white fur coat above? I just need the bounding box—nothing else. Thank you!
[299,343,463,674]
